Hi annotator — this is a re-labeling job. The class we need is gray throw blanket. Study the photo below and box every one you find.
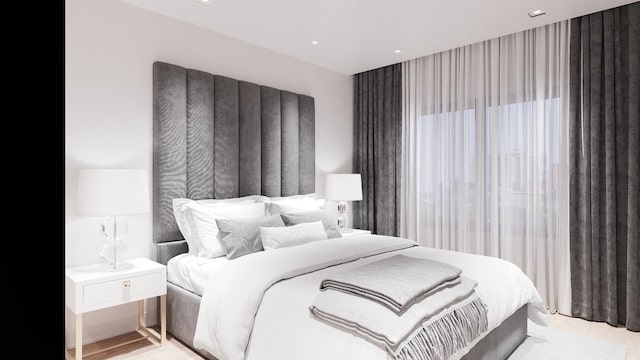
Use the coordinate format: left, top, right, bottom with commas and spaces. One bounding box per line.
310, 256, 488, 360
320, 255, 463, 315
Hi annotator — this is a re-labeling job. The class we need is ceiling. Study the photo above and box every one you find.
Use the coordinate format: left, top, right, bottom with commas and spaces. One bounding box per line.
120, 0, 635, 75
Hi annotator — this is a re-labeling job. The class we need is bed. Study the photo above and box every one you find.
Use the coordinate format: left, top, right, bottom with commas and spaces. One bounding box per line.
152, 61, 548, 360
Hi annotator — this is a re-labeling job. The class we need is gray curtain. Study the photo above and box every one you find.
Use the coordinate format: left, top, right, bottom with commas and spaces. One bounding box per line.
569, 2, 640, 331
352, 64, 402, 236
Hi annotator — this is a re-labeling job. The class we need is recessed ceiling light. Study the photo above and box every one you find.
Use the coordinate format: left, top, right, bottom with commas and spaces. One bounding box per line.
393, 50, 402, 54
528, 9, 546, 17
310, 40, 319, 46
196, 0, 213, 5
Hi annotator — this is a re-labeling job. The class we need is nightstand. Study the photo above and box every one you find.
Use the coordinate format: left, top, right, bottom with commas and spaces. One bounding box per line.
341, 229, 372, 237
65, 258, 167, 359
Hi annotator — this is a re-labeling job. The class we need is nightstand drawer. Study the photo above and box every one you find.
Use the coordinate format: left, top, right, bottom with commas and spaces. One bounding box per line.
83, 272, 163, 307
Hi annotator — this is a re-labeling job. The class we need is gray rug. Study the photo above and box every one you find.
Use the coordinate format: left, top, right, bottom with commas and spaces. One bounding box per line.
508, 321, 628, 360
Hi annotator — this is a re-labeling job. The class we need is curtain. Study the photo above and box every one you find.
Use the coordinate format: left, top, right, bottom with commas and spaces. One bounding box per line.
401, 22, 572, 313
569, 3, 639, 331
353, 64, 402, 236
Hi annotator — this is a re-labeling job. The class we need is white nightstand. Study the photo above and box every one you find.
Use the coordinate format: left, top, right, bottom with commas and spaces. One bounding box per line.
65, 258, 167, 359
341, 229, 372, 237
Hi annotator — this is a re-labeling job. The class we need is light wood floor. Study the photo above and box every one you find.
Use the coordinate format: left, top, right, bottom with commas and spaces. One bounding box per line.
546, 313, 639, 360
67, 313, 640, 360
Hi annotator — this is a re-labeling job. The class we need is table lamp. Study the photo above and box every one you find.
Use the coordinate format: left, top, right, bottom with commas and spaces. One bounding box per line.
77, 169, 150, 269
325, 174, 363, 233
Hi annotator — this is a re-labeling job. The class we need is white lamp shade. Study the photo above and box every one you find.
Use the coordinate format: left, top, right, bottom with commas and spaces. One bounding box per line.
77, 169, 150, 216
325, 174, 363, 201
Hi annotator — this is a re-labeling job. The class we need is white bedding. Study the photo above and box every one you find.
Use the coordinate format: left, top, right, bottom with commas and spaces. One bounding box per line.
166, 254, 229, 295
191, 235, 548, 360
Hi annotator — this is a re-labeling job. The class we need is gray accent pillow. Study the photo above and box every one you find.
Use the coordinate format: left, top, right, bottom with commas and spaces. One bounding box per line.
216, 215, 285, 260
280, 210, 343, 239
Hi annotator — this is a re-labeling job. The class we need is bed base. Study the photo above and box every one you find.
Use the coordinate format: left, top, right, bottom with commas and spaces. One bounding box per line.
461, 304, 527, 359
166, 282, 215, 359
165, 280, 527, 360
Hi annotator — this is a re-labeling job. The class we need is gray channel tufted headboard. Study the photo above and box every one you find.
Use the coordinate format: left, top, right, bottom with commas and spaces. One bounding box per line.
153, 62, 315, 261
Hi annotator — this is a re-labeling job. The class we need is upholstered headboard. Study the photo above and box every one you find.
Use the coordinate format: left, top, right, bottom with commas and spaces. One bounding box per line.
153, 62, 315, 262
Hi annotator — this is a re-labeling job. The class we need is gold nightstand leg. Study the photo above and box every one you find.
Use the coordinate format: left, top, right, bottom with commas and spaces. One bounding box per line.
160, 295, 166, 344
75, 312, 82, 359
134, 296, 165, 346
138, 300, 145, 329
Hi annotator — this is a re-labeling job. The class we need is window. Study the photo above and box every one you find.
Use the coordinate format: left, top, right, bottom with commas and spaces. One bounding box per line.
419, 98, 562, 255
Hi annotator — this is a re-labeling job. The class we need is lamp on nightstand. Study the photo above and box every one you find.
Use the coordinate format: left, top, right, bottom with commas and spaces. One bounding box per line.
325, 174, 363, 233
77, 169, 149, 269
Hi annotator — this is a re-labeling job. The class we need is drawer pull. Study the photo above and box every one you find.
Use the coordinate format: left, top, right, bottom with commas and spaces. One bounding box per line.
123, 280, 131, 288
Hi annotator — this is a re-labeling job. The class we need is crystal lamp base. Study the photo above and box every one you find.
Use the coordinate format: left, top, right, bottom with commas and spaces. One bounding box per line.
100, 216, 129, 269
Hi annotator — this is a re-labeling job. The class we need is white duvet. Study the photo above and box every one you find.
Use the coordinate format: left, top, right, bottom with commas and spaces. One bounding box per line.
193, 235, 548, 360
167, 254, 229, 295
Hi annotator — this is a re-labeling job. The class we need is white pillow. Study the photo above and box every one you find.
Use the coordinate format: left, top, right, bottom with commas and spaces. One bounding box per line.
260, 221, 328, 250
172, 196, 264, 254
184, 201, 266, 258
268, 198, 326, 215
266, 193, 317, 202
197, 195, 267, 205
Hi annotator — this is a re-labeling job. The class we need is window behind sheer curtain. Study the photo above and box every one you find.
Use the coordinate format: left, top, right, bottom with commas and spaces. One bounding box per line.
402, 21, 571, 313
420, 99, 561, 256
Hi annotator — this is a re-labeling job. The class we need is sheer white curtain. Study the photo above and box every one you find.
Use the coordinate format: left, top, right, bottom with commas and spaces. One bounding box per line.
401, 21, 571, 314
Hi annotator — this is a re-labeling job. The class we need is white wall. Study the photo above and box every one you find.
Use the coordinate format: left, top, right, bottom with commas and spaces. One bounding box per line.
65, 0, 352, 347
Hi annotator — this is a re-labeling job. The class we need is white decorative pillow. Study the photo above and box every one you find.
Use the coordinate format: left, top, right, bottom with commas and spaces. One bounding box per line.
260, 221, 328, 250
268, 198, 326, 215
172, 196, 264, 255
184, 201, 266, 258
280, 209, 343, 239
